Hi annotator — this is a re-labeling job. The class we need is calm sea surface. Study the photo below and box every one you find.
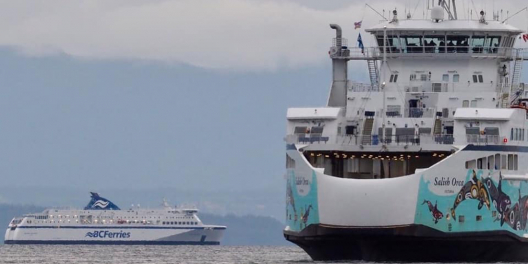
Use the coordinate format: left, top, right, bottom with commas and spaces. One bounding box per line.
0, 245, 316, 264
0, 245, 515, 264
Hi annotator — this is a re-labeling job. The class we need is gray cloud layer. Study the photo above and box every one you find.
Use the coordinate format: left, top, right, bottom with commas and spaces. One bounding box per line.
0, 0, 526, 70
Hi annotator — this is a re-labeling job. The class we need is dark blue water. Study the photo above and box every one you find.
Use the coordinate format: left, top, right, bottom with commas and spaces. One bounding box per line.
0, 245, 313, 263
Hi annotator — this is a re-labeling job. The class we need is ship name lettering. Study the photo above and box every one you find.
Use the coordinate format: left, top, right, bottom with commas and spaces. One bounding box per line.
452, 178, 464, 186
434, 177, 450, 186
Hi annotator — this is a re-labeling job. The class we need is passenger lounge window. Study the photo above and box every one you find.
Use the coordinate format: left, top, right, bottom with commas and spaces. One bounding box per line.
472, 75, 478, 83
294, 126, 307, 135
453, 74, 460, 82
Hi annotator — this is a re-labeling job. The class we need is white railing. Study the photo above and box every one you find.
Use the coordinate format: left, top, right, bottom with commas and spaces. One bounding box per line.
466, 135, 501, 145
340, 47, 528, 60
348, 81, 497, 93
286, 134, 455, 146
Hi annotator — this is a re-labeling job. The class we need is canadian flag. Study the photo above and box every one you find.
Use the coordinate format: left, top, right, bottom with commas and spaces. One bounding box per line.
523, 34, 528, 42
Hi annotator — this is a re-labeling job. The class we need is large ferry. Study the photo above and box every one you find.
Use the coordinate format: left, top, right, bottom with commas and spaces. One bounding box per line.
283, 2, 528, 262
4, 192, 226, 245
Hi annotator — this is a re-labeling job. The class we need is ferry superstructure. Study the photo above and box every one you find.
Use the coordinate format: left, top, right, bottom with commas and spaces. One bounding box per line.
5, 192, 226, 245
283, 3, 528, 262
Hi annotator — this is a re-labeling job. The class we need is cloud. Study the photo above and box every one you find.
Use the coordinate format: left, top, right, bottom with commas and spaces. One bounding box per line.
0, 0, 525, 71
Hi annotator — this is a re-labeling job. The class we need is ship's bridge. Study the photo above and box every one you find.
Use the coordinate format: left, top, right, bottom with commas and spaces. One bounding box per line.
335, 17, 527, 61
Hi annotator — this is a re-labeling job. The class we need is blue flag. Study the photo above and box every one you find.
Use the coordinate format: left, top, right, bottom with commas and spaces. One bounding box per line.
357, 33, 364, 53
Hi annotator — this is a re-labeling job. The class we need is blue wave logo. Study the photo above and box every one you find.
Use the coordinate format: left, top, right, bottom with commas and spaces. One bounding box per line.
93, 200, 110, 208
85, 230, 131, 239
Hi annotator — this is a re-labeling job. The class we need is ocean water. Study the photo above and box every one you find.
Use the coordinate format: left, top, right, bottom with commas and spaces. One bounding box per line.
0, 245, 516, 263
0, 245, 314, 264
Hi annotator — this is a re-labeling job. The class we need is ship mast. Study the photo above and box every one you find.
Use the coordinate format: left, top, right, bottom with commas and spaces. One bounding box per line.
438, 0, 457, 20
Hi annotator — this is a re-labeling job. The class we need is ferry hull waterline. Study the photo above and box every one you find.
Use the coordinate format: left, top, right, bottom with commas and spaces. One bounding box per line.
283, 3, 528, 262
5, 193, 225, 245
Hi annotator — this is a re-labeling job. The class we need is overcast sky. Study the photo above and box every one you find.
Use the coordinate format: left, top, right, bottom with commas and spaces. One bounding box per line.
0, 0, 527, 217
0, 0, 525, 71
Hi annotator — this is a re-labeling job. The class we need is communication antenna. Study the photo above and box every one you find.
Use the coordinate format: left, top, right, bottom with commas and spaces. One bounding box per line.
366, 4, 388, 21
501, 7, 528, 24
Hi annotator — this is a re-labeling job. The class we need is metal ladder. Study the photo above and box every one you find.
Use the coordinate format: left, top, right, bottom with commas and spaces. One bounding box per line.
509, 50, 524, 105
361, 118, 374, 145
512, 50, 524, 87
433, 119, 442, 135
367, 60, 379, 89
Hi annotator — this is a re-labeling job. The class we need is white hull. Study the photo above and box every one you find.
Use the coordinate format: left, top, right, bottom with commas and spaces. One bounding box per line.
5, 225, 224, 245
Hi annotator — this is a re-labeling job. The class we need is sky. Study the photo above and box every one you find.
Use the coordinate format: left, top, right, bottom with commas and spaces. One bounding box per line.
0, 0, 527, 219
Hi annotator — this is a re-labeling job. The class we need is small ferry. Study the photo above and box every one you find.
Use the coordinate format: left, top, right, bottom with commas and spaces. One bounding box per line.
5, 192, 226, 245
283, 2, 528, 262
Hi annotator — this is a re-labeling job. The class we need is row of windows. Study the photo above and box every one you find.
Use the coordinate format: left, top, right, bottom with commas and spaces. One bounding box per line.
442, 74, 460, 82
162, 221, 198, 225
465, 154, 519, 171
389, 74, 399, 83
472, 74, 484, 83
41, 215, 192, 219
409, 73, 463, 83
511, 128, 525, 141
376, 35, 508, 54
462, 100, 478, 108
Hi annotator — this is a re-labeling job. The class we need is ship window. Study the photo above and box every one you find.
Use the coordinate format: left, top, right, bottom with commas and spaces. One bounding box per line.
472, 75, 478, 83
511, 128, 514, 140
459, 215, 465, 222
470, 100, 477, 107
487, 155, 494, 170
465, 160, 476, 169
424, 36, 445, 53
502, 155, 507, 169
311, 126, 324, 136
477, 157, 486, 169
286, 154, 296, 169
462, 100, 469, 107
495, 154, 501, 169
420, 74, 428, 81
442, 74, 449, 82
293, 126, 307, 135
446, 35, 469, 53
410, 74, 417, 81
394, 74, 398, 82
453, 74, 460, 82
403, 36, 423, 53
471, 36, 485, 53
486, 36, 501, 53
508, 154, 514, 170
478, 75, 484, 83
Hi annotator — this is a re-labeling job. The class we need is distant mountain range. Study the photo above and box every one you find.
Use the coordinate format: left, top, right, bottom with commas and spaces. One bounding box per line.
0, 204, 290, 246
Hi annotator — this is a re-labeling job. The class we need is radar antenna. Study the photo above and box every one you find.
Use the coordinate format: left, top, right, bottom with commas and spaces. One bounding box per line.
438, 0, 458, 20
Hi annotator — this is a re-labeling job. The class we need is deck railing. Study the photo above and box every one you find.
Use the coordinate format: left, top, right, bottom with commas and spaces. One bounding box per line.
335, 47, 528, 60
287, 133, 506, 146
286, 134, 455, 146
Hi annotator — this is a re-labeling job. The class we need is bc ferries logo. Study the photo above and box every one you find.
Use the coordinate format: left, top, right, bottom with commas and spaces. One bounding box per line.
92, 200, 110, 208
85, 230, 131, 239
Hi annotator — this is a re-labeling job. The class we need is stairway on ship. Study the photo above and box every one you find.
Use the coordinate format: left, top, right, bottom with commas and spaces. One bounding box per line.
362, 118, 374, 145
433, 119, 442, 135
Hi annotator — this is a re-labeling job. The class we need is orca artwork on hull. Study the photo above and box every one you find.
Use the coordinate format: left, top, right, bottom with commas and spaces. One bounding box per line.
283, 1, 528, 261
